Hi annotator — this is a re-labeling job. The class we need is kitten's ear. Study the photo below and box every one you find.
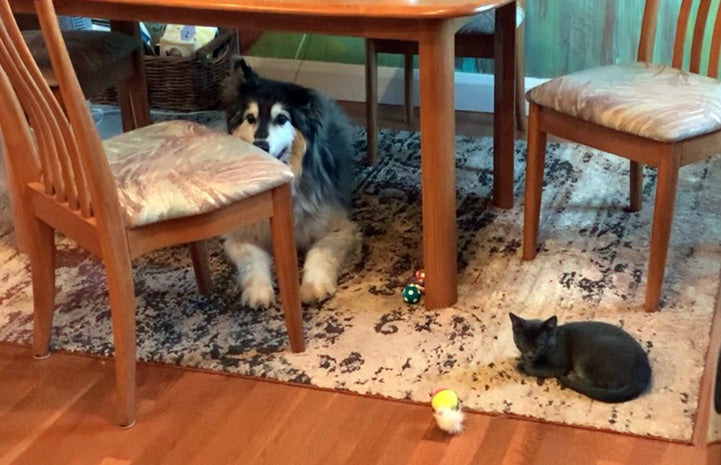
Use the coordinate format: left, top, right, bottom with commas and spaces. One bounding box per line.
509, 312, 523, 330
542, 315, 558, 330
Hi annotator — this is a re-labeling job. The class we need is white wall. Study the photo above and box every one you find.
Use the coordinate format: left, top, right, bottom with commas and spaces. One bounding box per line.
244, 56, 547, 114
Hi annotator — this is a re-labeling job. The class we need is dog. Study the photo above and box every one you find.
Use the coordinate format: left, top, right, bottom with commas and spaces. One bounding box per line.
221, 57, 360, 308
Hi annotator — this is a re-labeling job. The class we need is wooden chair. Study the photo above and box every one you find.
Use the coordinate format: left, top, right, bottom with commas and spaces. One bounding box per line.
364, 1, 526, 164
17, 13, 151, 132
0, 0, 304, 427
6, 17, 151, 253
523, 0, 721, 312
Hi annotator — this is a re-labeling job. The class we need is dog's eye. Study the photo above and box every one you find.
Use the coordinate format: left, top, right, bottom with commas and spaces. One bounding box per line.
244, 114, 257, 125
275, 114, 289, 125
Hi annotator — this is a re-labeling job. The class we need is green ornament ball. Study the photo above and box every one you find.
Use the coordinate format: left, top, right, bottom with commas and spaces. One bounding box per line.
402, 284, 422, 304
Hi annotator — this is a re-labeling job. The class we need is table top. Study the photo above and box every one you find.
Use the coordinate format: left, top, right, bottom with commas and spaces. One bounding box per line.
115, 0, 506, 17
13, 0, 513, 19
12, 0, 515, 39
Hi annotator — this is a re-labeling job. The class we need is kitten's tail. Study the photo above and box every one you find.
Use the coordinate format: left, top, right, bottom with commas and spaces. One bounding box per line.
559, 363, 652, 403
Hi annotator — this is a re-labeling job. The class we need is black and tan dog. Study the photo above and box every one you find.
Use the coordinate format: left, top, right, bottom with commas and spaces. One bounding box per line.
221, 57, 359, 308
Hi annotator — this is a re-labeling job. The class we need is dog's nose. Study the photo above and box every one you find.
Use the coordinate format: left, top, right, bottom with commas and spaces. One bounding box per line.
253, 140, 270, 153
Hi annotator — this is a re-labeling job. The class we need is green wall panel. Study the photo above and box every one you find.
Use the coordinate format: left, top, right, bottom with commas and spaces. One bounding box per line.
249, 32, 406, 68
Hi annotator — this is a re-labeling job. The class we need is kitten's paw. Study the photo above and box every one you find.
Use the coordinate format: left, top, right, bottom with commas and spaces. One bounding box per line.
241, 278, 276, 309
300, 277, 337, 304
516, 360, 530, 375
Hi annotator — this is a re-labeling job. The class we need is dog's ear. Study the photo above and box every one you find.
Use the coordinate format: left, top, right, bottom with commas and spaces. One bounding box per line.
305, 99, 324, 130
229, 55, 259, 83
284, 86, 323, 136
239, 58, 257, 81
230, 55, 244, 73
298, 88, 324, 130
223, 56, 258, 110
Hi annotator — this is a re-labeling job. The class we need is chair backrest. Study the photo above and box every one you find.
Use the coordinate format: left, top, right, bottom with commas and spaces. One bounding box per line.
639, 0, 721, 77
0, 0, 126, 244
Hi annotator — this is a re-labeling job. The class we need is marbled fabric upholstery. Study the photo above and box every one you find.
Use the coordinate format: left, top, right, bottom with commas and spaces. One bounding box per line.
23, 29, 139, 97
103, 120, 294, 228
457, 6, 525, 34
527, 62, 721, 142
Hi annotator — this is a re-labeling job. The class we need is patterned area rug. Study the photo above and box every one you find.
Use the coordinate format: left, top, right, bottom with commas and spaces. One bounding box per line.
0, 127, 720, 443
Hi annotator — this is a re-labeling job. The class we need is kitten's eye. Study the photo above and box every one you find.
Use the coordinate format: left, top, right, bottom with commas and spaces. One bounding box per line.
245, 114, 257, 124
275, 114, 289, 125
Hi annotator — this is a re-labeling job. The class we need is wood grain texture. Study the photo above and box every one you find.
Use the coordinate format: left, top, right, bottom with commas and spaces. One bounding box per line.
10, 0, 514, 40
418, 19, 458, 309
1, 342, 718, 465
14, 0, 514, 18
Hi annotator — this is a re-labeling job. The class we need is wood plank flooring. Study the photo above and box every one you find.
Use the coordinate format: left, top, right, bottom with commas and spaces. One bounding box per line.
1, 103, 719, 465
1, 342, 718, 465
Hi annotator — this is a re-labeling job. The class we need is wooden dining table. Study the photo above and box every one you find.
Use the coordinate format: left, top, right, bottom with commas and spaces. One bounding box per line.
11, 0, 517, 310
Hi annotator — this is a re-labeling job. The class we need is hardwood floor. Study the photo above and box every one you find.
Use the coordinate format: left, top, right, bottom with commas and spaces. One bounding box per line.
1, 103, 719, 465
1, 341, 719, 465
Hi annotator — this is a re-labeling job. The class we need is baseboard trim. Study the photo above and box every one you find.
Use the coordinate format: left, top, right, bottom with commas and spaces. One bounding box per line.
243, 56, 547, 114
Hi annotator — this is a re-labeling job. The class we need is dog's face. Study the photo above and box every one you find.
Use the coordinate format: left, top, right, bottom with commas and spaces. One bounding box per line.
223, 58, 315, 177
230, 101, 295, 162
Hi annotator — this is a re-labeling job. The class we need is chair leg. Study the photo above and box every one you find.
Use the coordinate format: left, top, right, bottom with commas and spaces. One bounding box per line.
125, 45, 151, 129
515, 20, 527, 132
403, 51, 414, 124
30, 219, 56, 359
644, 154, 679, 312
629, 160, 643, 212
1, 149, 34, 253
103, 251, 137, 427
270, 183, 305, 353
188, 241, 212, 295
111, 20, 151, 131
116, 81, 135, 132
522, 103, 547, 261
365, 38, 379, 165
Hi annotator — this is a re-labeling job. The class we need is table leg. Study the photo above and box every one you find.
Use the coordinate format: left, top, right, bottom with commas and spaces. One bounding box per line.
493, 1, 517, 209
418, 24, 458, 310
364, 38, 379, 165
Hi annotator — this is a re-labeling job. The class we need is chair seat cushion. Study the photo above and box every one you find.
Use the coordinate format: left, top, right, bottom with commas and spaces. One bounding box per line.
527, 62, 721, 142
23, 29, 139, 97
458, 6, 525, 34
103, 120, 294, 228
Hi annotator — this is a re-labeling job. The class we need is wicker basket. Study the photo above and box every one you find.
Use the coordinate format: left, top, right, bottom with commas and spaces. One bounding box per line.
92, 29, 236, 112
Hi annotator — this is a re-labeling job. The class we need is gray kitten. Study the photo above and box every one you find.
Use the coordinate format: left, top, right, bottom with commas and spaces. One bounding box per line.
509, 313, 652, 403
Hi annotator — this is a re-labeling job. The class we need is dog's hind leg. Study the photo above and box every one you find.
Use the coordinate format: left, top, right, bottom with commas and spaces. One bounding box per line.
301, 216, 360, 304
224, 238, 276, 309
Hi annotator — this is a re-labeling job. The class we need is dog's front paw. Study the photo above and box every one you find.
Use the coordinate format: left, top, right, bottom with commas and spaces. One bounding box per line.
241, 278, 276, 309
300, 278, 337, 304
